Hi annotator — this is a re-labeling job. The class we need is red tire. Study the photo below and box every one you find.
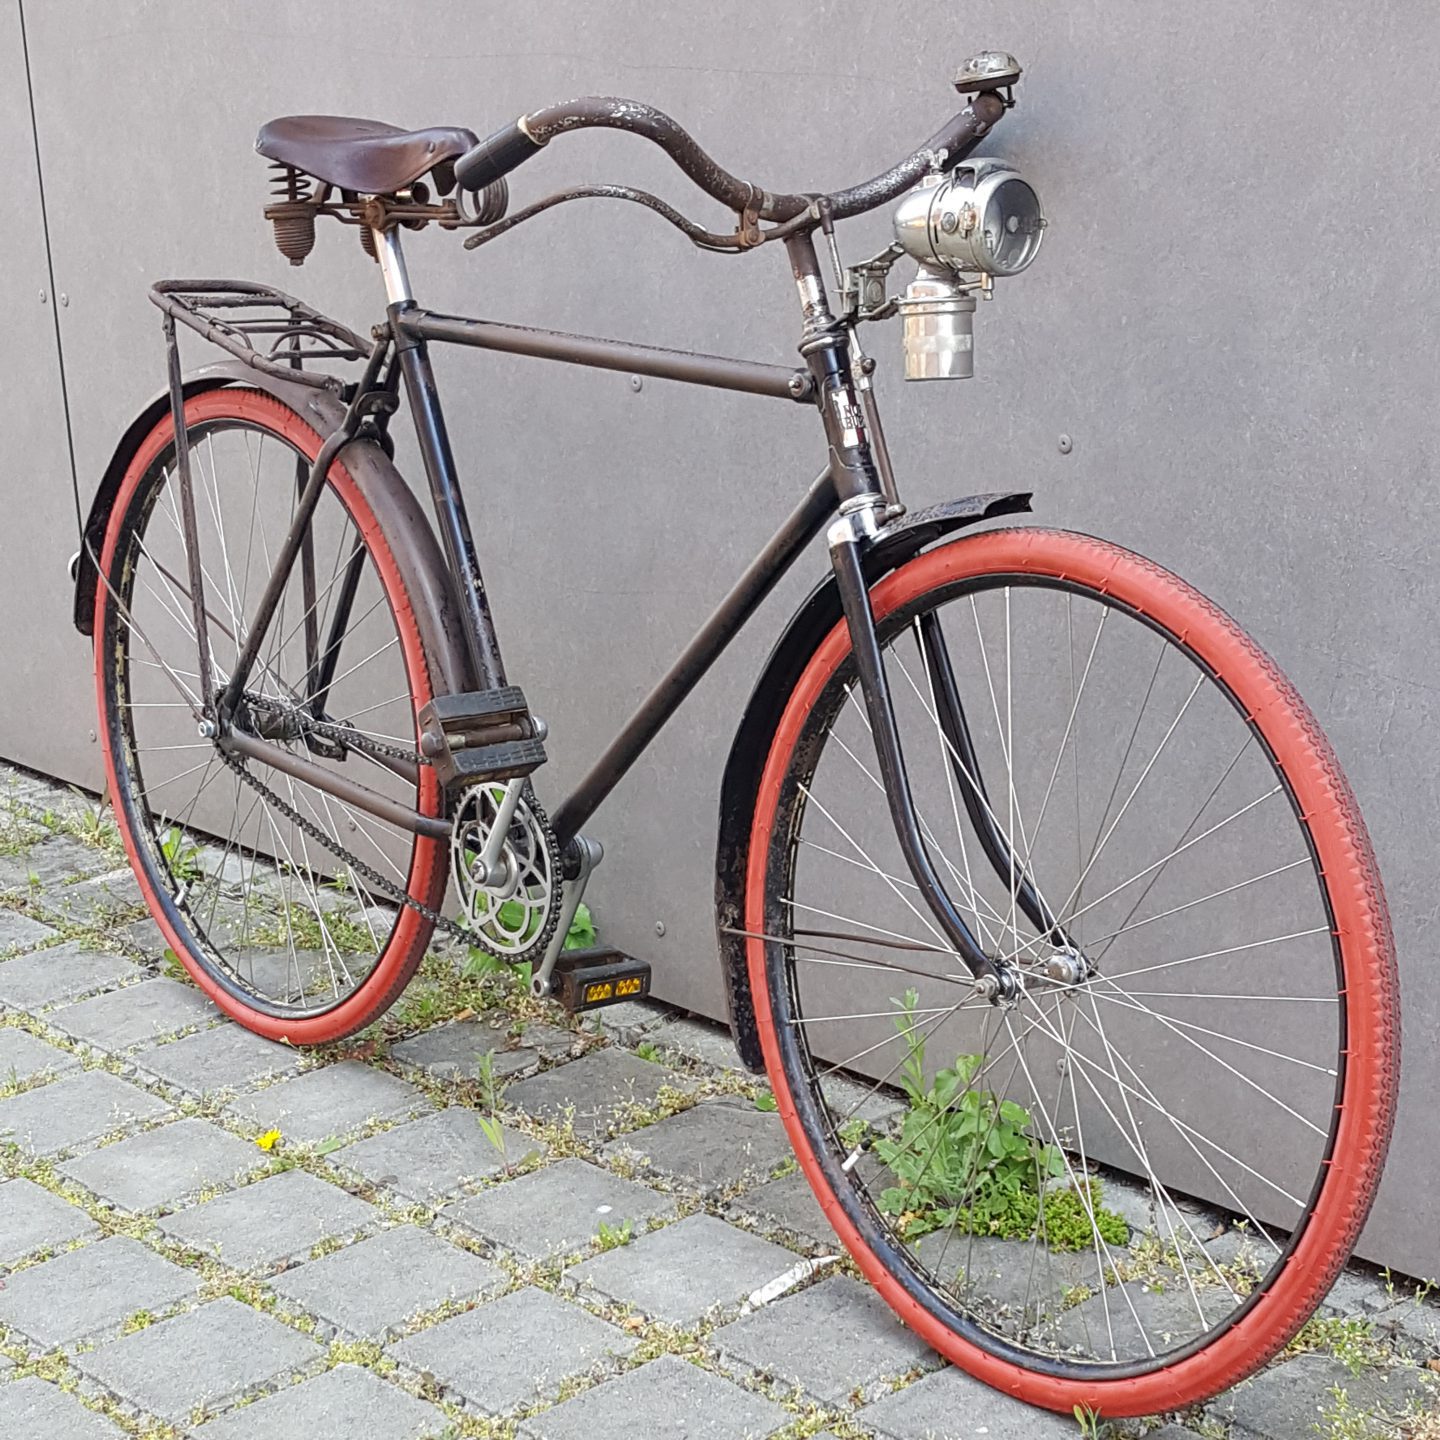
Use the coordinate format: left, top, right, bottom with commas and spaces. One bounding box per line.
744, 528, 1398, 1416
95, 388, 447, 1044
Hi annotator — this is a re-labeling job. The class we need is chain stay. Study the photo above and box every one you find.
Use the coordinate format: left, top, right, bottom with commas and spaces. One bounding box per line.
215, 707, 562, 963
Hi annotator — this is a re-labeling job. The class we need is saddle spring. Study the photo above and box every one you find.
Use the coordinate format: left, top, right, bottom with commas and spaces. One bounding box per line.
266, 162, 316, 267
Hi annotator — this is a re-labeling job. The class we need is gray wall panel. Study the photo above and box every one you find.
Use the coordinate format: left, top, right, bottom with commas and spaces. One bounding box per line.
4, 0, 1435, 1272
0, 0, 98, 784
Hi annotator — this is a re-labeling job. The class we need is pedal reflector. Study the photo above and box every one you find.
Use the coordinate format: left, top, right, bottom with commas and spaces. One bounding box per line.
552, 948, 652, 1013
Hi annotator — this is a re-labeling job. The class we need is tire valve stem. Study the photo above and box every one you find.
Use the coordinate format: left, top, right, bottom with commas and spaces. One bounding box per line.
841, 1136, 874, 1174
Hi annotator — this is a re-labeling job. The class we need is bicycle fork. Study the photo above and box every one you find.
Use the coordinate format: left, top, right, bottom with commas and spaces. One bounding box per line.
789, 230, 1070, 1000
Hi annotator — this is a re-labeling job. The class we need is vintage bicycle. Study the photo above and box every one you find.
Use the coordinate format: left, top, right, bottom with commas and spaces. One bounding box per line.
72, 52, 1398, 1416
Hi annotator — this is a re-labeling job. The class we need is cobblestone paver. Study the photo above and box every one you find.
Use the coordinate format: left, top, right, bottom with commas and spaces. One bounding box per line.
0, 1069, 171, 1157
519, 1354, 789, 1440
270, 1225, 505, 1340
391, 1285, 636, 1414
0, 942, 141, 1010
567, 1212, 799, 1326
442, 1156, 678, 1259
333, 1104, 545, 1204
191, 1364, 447, 1439
0, 910, 58, 954
859, 1365, 1078, 1438
604, 1096, 792, 1192
225, 1061, 431, 1142
0, 1176, 100, 1264
715, 1274, 937, 1403
60, 1117, 262, 1213
74, 1297, 323, 1423
2, 760, 1436, 1438
502, 1045, 687, 1136
136, 1023, 301, 1098
160, 1169, 378, 1270
0, 1235, 199, 1348
49, 977, 218, 1052
7, 1375, 128, 1439
0, 1025, 80, 1082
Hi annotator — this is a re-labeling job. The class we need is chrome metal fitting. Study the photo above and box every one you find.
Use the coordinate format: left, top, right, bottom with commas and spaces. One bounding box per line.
894, 160, 1045, 279
826, 495, 886, 548
897, 265, 977, 381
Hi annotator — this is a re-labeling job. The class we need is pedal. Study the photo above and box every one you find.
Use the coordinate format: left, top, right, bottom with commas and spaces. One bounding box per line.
443, 737, 548, 787
417, 687, 548, 791
550, 947, 652, 1014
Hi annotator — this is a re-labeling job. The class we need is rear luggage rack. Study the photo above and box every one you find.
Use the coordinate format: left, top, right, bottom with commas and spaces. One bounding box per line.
150, 279, 368, 393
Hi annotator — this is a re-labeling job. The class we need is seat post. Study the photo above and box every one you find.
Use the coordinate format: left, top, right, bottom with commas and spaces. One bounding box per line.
373, 227, 413, 305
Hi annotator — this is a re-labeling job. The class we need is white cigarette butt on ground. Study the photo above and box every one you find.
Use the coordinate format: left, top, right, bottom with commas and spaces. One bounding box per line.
741, 1255, 839, 1314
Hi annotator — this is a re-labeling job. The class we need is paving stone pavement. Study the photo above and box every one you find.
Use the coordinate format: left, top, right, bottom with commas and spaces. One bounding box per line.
160, 1168, 379, 1270
442, 1155, 678, 1259
7, 1375, 129, 1439
190, 1364, 448, 1438
603, 1095, 794, 1192
0, 1025, 81, 1082
60, 1117, 263, 1213
859, 1365, 1079, 1438
567, 1212, 800, 1326
392, 1285, 637, 1414
716, 1273, 938, 1404
333, 1103, 546, 1204
1211, 1350, 1434, 1438
135, 1022, 301, 1098
0, 1176, 100, 1264
73, 1297, 324, 1423
0, 1235, 200, 1349
270, 1222, 506, 1341
3, 759, 1438, 1439
0, 1068, 171, 1157
224, 1060, 432, 1142
49, 977, 220, 1053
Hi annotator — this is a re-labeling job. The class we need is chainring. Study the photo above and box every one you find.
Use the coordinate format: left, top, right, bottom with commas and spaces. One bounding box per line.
450, 781, 562, 963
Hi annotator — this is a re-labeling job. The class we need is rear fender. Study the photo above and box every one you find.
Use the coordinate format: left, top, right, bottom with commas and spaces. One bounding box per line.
714, 491, 1032, 1072
74, 361, 475, 698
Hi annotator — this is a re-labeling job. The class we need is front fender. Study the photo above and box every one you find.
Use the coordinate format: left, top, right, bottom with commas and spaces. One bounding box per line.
713, 490, 1032, 1072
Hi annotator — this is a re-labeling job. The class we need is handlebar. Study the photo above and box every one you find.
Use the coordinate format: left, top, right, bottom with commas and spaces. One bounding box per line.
454, 90, 1009, 226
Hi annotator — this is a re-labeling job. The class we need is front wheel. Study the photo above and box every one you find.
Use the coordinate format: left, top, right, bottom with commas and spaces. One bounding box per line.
743, 527, 1397, 1416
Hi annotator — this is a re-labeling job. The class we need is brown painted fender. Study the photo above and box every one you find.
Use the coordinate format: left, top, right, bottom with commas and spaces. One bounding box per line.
713, 491, 1033, 1073
73, 361, 476, 701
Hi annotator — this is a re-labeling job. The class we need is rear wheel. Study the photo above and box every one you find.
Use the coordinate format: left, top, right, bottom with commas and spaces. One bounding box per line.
95, 388, 448, 1043
744, 527, 1398, 1415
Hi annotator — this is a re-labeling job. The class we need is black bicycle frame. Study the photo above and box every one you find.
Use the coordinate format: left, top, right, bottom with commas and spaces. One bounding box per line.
196, 221, 1047, 993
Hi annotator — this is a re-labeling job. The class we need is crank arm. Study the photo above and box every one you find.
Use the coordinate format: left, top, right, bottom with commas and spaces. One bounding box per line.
531, 835, 602, 997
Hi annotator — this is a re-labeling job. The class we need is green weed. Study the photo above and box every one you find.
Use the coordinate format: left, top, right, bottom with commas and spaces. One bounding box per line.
876, 989, 1126, 1252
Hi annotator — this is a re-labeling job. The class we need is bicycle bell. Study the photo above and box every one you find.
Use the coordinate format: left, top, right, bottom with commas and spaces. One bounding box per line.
892, 158, 1046, 380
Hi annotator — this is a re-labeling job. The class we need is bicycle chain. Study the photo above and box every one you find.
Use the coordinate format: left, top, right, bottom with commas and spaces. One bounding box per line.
213, 701, 562, 964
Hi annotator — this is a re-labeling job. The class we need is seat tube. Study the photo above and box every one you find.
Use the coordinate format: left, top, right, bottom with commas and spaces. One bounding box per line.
375, 228, 507, 690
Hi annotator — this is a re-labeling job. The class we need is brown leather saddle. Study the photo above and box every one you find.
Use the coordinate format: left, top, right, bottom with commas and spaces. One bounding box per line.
255, 116, 478, 194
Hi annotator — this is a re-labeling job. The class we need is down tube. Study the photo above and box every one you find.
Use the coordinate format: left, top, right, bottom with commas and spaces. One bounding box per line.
551, 469, 836, 846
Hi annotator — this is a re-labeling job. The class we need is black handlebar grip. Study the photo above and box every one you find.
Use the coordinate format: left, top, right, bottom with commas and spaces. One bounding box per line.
454, 121, 544, 192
